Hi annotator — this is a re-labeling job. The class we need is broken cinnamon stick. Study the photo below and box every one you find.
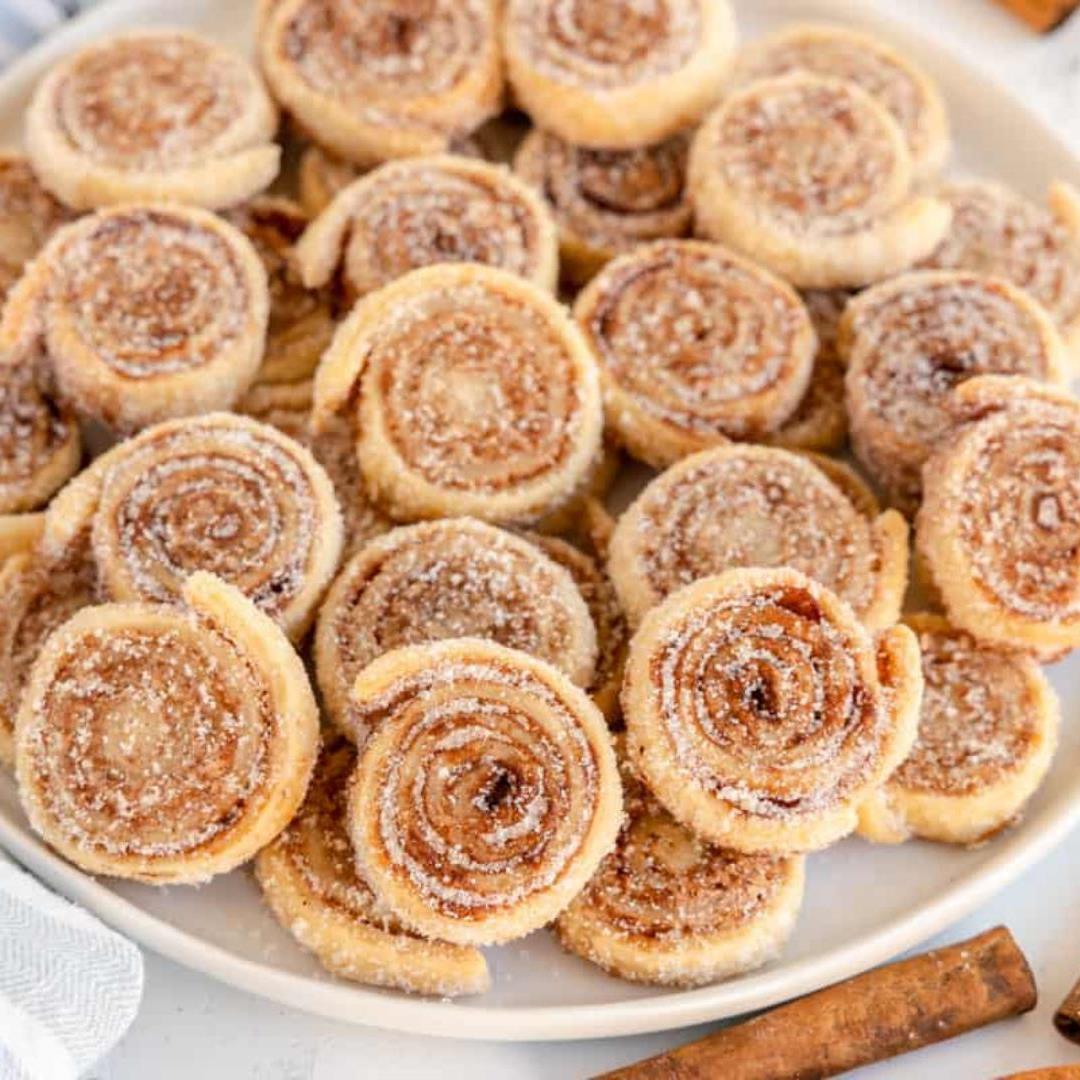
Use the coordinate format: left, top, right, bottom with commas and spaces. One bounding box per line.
1054, 974, 1080, 1043
994, 0, 1080, 31
597, 927, 1036, 1080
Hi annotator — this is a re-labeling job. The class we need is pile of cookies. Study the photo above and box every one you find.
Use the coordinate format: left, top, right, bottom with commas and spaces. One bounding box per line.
0, 1, 1076, 997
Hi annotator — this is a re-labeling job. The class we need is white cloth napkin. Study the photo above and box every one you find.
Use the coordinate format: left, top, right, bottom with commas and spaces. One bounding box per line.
0, 851, 143, 1080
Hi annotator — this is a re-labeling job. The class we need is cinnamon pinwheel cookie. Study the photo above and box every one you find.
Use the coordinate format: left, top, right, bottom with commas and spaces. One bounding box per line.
312, 263, 604, 527
859, 614, 1059, 846
26, 30, 279, 210
608, 444, 908, 631
920, 179, 1080, 370
556, 748, 805, 985
258, 0, 503, 167
727, 24, 950, 181
1, 204, 269, 434
513, 130, 694, 284
916, 376, 1080, 657
256, 739, 490, 996
347, 639, 622, 945
622, 568, 923, 854
314, 518, 598, 744
295, 156, 558, 301
16, 572, 319, 884
841, 271, 1068, 513
55, 413, 344, 642
225, 197, 336, 385
0, 153, 70, 309
574, 240, 816, 466
238, 381, 391, 557
503, 0, 737, 149
688, 75, 951, 288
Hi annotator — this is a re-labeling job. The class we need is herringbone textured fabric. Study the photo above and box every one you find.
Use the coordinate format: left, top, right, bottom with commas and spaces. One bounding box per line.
0, 853, 142, 1080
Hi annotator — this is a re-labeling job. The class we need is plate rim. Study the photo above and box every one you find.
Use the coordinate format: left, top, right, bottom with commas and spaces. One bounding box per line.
1, 0, 1079, 1043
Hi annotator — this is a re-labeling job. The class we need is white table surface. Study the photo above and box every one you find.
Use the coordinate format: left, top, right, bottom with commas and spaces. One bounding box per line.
88, 1, 1080, 1076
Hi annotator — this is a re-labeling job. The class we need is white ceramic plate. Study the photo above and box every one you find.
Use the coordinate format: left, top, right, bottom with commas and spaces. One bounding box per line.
1, 0, 1079, 1044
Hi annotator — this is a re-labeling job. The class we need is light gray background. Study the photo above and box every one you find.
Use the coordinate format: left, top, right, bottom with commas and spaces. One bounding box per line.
95, 1, 1080, 1075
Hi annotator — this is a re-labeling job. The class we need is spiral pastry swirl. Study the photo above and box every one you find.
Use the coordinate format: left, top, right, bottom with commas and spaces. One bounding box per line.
608, 445, 909, 631
295, 156, 559, 301
727, 24, 950, 181
919, 180, 1080, 370
347, 639, 621, 945
0, 355, 80, 515
255, 739, 490, 996
556, 751, 805, 985
26, 30, 279, 210
688, 75, 950, 288
225, 197, 336, 384
16, 573, 319, 883
503, 0, 736, 148
1, 204, 269, 434
312, 263, 604, 527
916, 376, 1080, 657
239, 381, 391, 558
0, 514, 96, 767
575, 240, 816, 466
71, 413, 343, 641
314, 518, 598, 744
0, 153, 70, 309
513, 130, 693, 284
623, 568, 923, 854
859, 614, 1060, 846
258, 0, 502, 167
841, 271, 1068, 513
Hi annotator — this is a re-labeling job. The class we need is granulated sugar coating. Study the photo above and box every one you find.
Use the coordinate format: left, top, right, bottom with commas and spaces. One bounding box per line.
918, 384, 1080, 637
54, 34, 250, 170
347, 642, 620, 946
313, 265, 602, 527
728, 25, 949, 178
508, 0, 701, 89
609, 445, 900, 626
713, 78, 902, 236
514, 130, 693, 263
316, 518, 598, 744
843, 272, 1066, 512
283, 0, 488, 100
20, 618, 274, 861
921, 180, 1080, 338
621, 570, 920, 855
577, 240, 815, 458
896, 624, 1043, 795
555, 752, 804, 986
55, 210, 249, 378
300, 158, 554, 302
91, 416, 341, 631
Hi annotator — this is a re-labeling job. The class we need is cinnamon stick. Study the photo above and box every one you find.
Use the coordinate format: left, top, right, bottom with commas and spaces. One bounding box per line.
993, 0, 1080, 31
999, 1069, 1080, 1079
1054, 974, 1080, 1043
597, 927, 1036, 1080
